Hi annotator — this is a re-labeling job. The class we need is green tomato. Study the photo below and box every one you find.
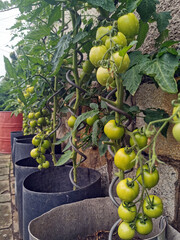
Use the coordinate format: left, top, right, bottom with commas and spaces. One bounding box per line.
32, 136, 41, 147
42, 140, 51, 149
30, 148, 40, 159
40, 146, 46, 154
118, 202, 137, 222
104, 119, 124, 140
67, 115, 76, 128
116, 178, 139, 202
82, 60, 94, 74
172, 123, 180, 142
96, 67, 114, 86
130, 130, 148, 149
114, 148, 136, 171
35, 111, 41, 119
42, 161, 50, 169
136, 165, 159, 189
143, 195, 163, 218
96, 26, 112, 44
89, 45, 108, 68
36, 155, 46, 164
172, 105, 180, 121
105, 32, 127, 49
135, 213, 153, 235
42, 108, 49, 117
110, 52, 130, 73
26, 86, 34, 93
28, 112, 35, 119
37, 117, 45, 125
29, 120, 37, 128
86, 114, 98, 126
117, 13, 139, 38
118, 222, 135, 240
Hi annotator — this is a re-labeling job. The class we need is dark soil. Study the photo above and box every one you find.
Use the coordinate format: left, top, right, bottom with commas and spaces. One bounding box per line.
77, 230, 142, 240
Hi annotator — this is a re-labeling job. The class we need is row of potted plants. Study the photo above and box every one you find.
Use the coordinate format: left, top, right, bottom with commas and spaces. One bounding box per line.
1, 0, 180, 239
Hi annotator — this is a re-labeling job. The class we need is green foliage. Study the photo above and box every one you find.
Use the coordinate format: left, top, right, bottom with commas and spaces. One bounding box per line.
55, 150, 72, 166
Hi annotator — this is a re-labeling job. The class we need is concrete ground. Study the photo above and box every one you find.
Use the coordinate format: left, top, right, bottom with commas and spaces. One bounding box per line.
0, 153, 20, 240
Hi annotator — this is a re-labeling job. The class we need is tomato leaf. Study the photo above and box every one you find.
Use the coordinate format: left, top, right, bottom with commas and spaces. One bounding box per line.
126, 0, 143, 12
139, 53, 179, 93
54, 132, 71, 145
136, 20, 149, 49
26, 25, 51, 40
73, 32, 88, 44
137, 0, 157, 22
48, 6, 61, 26
4, 56, 17, 80
122, 65, 142, 96
86, 0, 115, 12
153, 11, 171, 33
55, 150, 72, 166
73, 109, 99, 132
92, 120, 100, 146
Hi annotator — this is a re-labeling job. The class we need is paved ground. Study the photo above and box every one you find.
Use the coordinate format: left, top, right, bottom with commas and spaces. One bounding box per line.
0, 153, 20, 240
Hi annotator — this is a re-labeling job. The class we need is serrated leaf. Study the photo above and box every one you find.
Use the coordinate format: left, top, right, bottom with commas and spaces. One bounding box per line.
4, 57, 17, 80
126, 0, 143, 12
122, 65, 142, 95
73, 109, 99, 131
48, 6, 61, 26
160, 40, 179, 49
153, 11, 171, 33
136, 20, 149, 49
155, 29, 169, 47
137, 0, 157, 22
73, 32, 88, 44
86, 0, 116, 12
52, 33, 72, 74
140, 53, 178, 93
54, 132, 71, 145
90, 103, 98, 110
26, 25, 51, 40
55, 150, 72, 166
92, 120, 99, 146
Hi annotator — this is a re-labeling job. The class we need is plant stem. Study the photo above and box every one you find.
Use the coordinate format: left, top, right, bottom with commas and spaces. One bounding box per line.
115, 76, 123, 125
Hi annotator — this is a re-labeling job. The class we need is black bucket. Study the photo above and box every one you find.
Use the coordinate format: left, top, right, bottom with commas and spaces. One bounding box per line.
23, 166, 101, 240
10, 131, 23, 152
15, 154, 61, 239
12, 134, 35, 175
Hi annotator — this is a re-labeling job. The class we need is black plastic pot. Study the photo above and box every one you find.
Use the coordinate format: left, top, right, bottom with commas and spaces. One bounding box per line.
28, 197, 179, 240
13, 138, 35, 176
10, 131, 23, 152
15, 155, 61, 239
23, 166, 101, 240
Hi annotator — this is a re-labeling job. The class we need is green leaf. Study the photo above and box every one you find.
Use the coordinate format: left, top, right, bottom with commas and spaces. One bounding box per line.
160, 40, 180, 49
155, 29, 169, 47
92, 120, 99, 146
153, 11, 171, 33
48, 6, 61, 26
119, 41, 137, 57
136, 20, 149, 49
137, 0, 157, 22
55, 150, 72, 166
73, 109, 99, 132
90, 103, 98, 110
4, 57, 17, 80
140, 53, 179, 93
86, 0, 116, 12
26, 25, 51, 40
54, 132, 71, 145
73, 32, 88, 44
52, 33, 72, 74
126, 0, 143, 12
122, 65, 142, 95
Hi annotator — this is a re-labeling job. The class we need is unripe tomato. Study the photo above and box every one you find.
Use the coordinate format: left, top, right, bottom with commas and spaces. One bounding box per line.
96, 26, 112, 44
143, 195, 163, 218
96, 67, 114, 86
30, 148, 40, 158
136, 165, 159, 189
82, 60, 94, 74
24, 92, 30, 99
86, 114, 98, 126
118, 202, 137, 222
172, 105, 180, 121
104, 120, 124, 140
42, 108, 49, 117
129, 130, 147, 149
42, 161, 50, 169
68, 115, 76, 128
32, 136, 41, 147
172, 123, 180, 142
37, 117, 45, 125
28, 112, 35, 119
117, 13, 139, 38
36, 155, 46, 164
30, 120, 37, 128
35, 111, 41, 119
40, 146, 46, 154
42, 140, 51, 149
38, 164, 43, 170
135, 214, 153, 235
26, 86, 34, 93
89, 45, 108, 68
105, 32, 127, 49
114, 148, 136, 171
118, 222, 135, 240
116, 178, 139, 202
17, 98, 21, 103
110, 52, 130, 73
